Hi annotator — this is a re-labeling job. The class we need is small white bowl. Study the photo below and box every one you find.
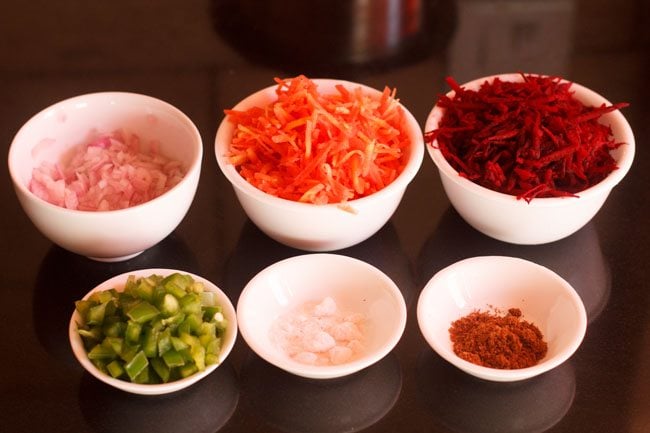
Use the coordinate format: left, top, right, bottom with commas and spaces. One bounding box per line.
69, 268, 237, 395
417, 256, 587, 382
425, 73, 635, 244
237, 254, 407, 379
215, 79, 424, 251
8, 92, 202, 261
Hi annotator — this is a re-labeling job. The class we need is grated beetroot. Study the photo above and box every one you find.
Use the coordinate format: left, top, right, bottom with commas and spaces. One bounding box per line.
29, 130, 185, 211
425, 74, 629, 202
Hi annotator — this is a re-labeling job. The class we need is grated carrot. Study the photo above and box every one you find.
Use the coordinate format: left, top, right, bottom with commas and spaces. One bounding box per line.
224, 75, 411, 204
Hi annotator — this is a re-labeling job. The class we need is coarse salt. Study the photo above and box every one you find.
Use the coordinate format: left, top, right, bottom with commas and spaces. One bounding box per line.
271, 296, 366, 366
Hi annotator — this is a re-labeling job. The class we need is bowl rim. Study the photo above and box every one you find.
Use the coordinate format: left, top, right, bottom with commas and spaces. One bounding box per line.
7, 91, 204, 216
214, 78, 424, 211
416, 255, 588, 382
68, 268, 238, 395
236, 253, 408, 379
424, 73, 635, 207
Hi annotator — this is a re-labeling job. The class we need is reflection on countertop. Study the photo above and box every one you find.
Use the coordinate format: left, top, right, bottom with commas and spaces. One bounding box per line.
79, 361, 239, 433
447, 0, 574, 82
223, 220, 415, 307
416, 347, 576, 433
417, 207, 611, 324
211, 0, 456, 76
240, 352, 402, 433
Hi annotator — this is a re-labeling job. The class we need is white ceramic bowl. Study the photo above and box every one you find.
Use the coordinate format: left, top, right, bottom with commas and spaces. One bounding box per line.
417, 256, 587, 382
8, 92, 202, 261
237, 254, 407, 379
425, 73, 635, 244
69, 268, 237, 395
215, 79, 424, 251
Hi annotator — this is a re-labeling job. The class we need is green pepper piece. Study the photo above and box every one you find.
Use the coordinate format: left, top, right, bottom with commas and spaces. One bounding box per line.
200, 291, 215, 307
151, 357, 171, 383
91, 358, 109, 374
135, 278, 155, 302
181, 313, 202, 335
87, 343, 116, 361
86, 302, 108, 326
106, 360, 125, 378
177, 318, 191, 335
151, 283, 165, 303
125, 350, 149, 381
117, 292, 139, 313
104, 299, 117, 318
78, 326, 103, 343
103, 318, 126, 338
170, 336, 189, 352
145, 275, 162, 286
164, 283, 186, 300
142, 327, 159, 358
191, 344, 206, 371
124, 275, 138, 294
179, 363, 198, 378
179, 348, 193, 363
126, 301, 160, 324
103, 336, 123, 355
161, 313, 185, 330
205, 354, 219, 366
132, 365, 153, 384
90, 289, 115, 304
179, 332, 201, 349
159, 293, 180, 317
199, 333, 212, 348
162, 349, 186, 368
210, 309, 227, 332
191, 281, 205, 294
202, 305, 221, 321
206, 337, 221, 355
119, 342, 141, 363
125, 321, 142, 344
75, 300, 95, 317
157, 328, 172, 356
149, 317, 164, 332
180, 293, 202, 315
162, 273, 191, 299
199, 321, 216, 337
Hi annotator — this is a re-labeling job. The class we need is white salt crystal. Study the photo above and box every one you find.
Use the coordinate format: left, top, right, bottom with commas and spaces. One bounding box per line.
271, 296, 367, 366
313, 296, 337, 317
302, 329, 336, 352
294, 351, 318, 364
329, 345, 353, 365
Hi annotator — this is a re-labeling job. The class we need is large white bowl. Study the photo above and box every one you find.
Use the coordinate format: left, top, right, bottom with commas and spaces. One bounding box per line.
8, 92, 202, 261
69, 268, 237, 395
215, 79, 424, 251
237, 254, 407, 379
417, 256, 587, 382
425, 73, 635, 244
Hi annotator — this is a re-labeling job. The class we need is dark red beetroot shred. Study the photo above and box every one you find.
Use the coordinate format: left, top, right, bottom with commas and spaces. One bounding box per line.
424, 74, 629, 202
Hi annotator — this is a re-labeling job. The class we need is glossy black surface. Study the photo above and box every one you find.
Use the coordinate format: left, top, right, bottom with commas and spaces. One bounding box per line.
1, 1, 649, 432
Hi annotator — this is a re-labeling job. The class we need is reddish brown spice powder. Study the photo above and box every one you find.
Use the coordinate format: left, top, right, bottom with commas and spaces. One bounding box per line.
449, 307, 548, 369
425, 74, 629, 202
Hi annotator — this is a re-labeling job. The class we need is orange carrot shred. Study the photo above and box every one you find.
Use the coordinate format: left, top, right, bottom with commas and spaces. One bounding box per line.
225, 75, 410, 204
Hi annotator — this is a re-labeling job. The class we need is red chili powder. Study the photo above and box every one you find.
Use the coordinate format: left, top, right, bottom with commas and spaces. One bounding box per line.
425, 74, 629, 202
449, 307, 548, 369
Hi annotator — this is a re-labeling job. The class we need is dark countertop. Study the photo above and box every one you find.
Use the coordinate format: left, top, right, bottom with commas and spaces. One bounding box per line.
1, 1, 649, 432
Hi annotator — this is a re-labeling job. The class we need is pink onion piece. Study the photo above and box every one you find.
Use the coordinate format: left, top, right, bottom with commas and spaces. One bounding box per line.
29, 130, 185, 211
